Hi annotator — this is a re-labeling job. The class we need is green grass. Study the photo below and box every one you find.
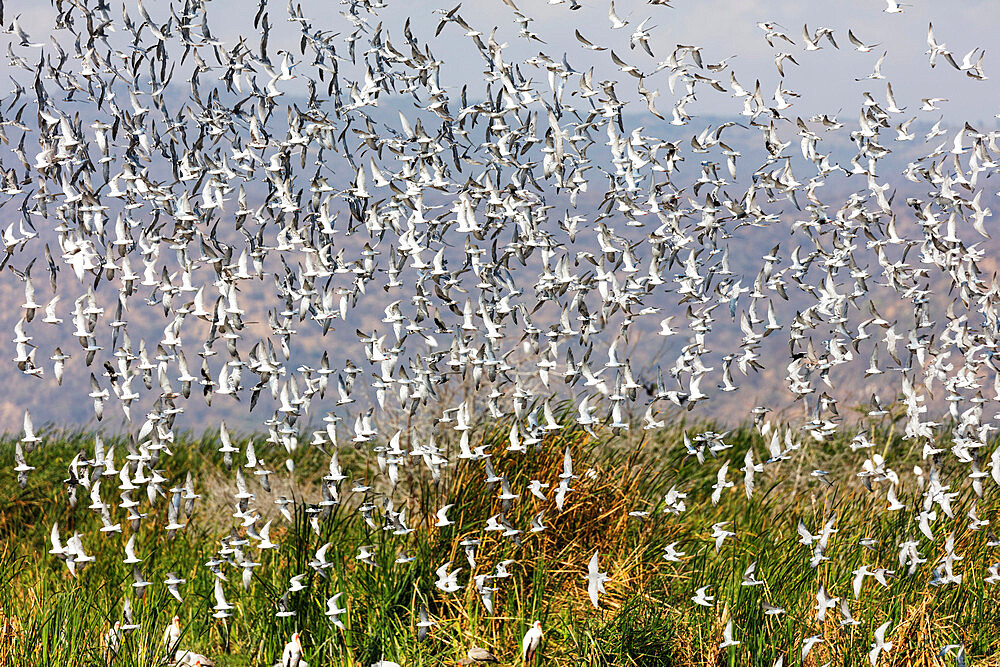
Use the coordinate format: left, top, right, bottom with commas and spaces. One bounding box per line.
1, 412, 999, 666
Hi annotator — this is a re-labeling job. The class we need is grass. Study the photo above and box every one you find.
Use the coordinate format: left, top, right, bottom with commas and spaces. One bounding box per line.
0, 408, 999, 666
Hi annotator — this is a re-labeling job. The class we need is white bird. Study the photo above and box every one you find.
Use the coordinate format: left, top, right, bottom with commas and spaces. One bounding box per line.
528, 480, 549, 500
435, 561, 461, 593
742, 449, 763, 498
276, 633, 307, 667
165, 573, 186, 602
325, 593, 347, 630
162, 615, 182, 658
840, 598, 861, 626
213, 579, 233, 618
663, 542, 686, 562
869, 621, 893, 665
123, 534, 141, 564
692, 585, 715, 607
608, 1, 628, 29
719, 619, 739, 648
587, 551, 608, 608
435, 503, 455, 527
741, 561, 764, 587
104, 622, 121, 660
522, 621, 543, 664
174, 650, 215, 666
815, 585, 838, 621
711, 461, 733, 505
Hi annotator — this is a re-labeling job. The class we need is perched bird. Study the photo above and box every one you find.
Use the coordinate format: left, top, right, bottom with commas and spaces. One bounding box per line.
276, 633, 307, 667
162, 616, 182, 659
522, 621, 543, 664
174, 650, 215, 667
458, 647, 501, 664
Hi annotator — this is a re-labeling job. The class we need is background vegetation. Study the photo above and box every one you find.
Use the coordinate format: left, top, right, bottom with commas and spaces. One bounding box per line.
0, 409, 996, 666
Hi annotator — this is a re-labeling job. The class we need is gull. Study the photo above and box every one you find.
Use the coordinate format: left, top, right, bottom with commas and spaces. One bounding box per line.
435, 561, 461, 593
357, 546, 378, 567
256, 521, 277, 550
662, 542, 686, 562
14, 441, 33, 488
939, 646, 967, 667
575, 30, 606, 51
741, 561, 764, 586
325, 592, 347, 630
474, 574, 496, 613
561, 446, 578, 480
885, 82, 905, 114
165, 572, 186, 602
417, 605, 435, 640
10, 16, 43, 47
630, 18, 655, 57
840, 598, 862, 625
757, 21, 795, 47
692, 585, 714, 607
869, 621, 893, 665
762, 601, 785, 616
436, 504, 455, 527
815, 585, 838, 621
848, 30, 879, 52
21, 410, 42, 452
774, 52, 799, 77
856, 51, 887, 80
213, 579, 233, 618
528, 480, 549, 500
49, 522, 64, 557
555, 479, 574, 511
711, 522, 735, 552
288, 573, 307, 592
741, 449, 763, 498
852, 565, 874, 599
926, 23, 957, 69
711, 461, 733, 505
883, 0, 906, 13
886, 484, 905, 511
802, 635, 824, 662
608, 1, 628, 29
587, 551, 608, 608
719, 619, 739, 648
104, 622, 121, 660
309, 543, 332, 573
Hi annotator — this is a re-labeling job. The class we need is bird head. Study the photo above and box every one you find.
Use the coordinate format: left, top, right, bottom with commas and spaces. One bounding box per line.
172, 615, 180, 628
534, 620, 543, 633
293, 632, 303, 651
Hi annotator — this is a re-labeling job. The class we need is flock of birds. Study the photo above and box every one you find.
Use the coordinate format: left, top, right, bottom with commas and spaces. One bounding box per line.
1, 0, 997, 663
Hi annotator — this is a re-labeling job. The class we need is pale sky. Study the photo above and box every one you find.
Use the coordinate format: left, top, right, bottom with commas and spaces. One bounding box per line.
9, 0, 999, 124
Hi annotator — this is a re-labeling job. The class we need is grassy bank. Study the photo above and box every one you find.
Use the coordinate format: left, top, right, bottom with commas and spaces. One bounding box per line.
0, 413, 997, 666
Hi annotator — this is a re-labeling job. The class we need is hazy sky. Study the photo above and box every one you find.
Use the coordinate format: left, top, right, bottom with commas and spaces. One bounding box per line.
0, 0, 996, 432
10, 0, 998, 124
